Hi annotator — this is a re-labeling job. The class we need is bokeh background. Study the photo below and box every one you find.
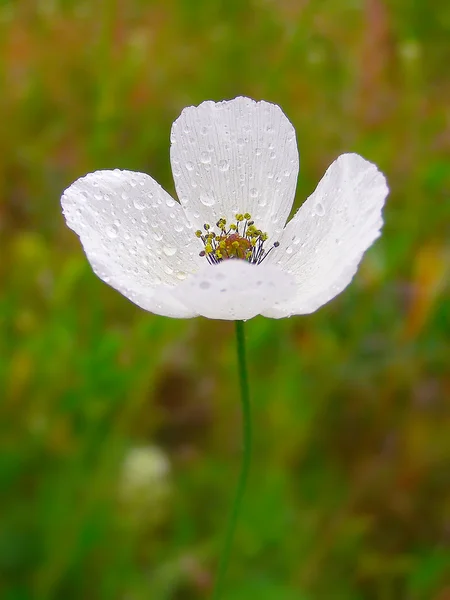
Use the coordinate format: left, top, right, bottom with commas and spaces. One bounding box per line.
1, 1, 450, 598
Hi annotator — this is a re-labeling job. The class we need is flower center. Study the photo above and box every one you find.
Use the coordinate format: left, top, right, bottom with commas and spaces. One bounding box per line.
195, 213, 279, 265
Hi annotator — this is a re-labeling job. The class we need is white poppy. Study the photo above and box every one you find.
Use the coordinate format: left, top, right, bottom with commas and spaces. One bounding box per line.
61, 97, 388, 321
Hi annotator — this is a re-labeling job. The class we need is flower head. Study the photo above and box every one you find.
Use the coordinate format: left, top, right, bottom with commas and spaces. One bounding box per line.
61, 97, 388, 320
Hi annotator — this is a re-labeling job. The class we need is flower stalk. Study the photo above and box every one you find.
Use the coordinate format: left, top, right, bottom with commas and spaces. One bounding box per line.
212, 320, 252, 600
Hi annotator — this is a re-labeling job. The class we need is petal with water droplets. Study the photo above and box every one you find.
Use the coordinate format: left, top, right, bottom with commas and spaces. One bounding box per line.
264, 153, 389, 316
173, 259, 296, 320
170, 97, 299, 238
61, 169, 201, 316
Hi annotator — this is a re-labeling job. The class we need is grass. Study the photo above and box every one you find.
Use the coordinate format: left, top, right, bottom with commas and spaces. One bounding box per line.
1, 0, 450, 598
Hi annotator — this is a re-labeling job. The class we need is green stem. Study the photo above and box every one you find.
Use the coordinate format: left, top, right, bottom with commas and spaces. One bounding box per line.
212, 320, 252, 599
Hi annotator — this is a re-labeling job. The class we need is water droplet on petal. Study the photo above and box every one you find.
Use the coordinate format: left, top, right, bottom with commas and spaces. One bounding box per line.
200, 193, 215, 207
249, 188, 258, 198
218, 159, 229, 172
176, 272, 187, 280
270, 151, 276, 160
106, 224, 119, 238
164, 265, 174, 275
286, 246, 293, 255
185, 161, 194, 171
314, 202, 325, 216
200, 152, 211, 164
163, 245, 177, 256
133, 198, 147, 210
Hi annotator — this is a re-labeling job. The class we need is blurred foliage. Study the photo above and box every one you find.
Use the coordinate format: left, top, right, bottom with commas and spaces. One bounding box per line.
1, 0, 450, 599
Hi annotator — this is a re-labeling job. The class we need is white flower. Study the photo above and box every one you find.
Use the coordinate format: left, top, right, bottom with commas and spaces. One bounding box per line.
61, 97, 388, 321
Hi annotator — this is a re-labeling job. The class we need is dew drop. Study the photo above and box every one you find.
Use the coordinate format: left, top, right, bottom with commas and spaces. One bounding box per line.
270, 151, 276, 160
200, 151, 211, 164
200, 192, 215, 207
218, 159, 229, 172
249, 188, 258, 198
133, 198, 147, 210
174, 223, 184, 232
258, 197, 267, 207
121, 192, 129, 201
176, 272, 187, 280
314, 202, 325, 216
164, 265, 174, 275
153, 232, 163, 241
163, 245, 177, 256
286, 246, 293, 255
106, 224, 119, 239
186, 162, 194, 171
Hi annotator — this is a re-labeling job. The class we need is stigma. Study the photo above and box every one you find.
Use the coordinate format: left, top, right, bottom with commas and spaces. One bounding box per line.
195, 213, 279, 265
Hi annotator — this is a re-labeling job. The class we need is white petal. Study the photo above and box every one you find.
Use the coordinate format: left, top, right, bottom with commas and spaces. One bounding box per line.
173, 259, 296, 321
61, 169, 202, 316
170, 97, 299, 238
264, 153, 388, 317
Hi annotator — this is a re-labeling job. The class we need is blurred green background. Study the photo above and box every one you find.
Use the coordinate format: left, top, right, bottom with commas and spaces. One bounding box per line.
1, 0, 450, 599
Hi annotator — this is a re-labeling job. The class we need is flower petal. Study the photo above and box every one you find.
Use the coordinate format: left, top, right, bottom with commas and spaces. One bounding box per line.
61, 169, 202, 316
173, 259, 296, 321
170, 97, 299, 239
264, 153, 389, 317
